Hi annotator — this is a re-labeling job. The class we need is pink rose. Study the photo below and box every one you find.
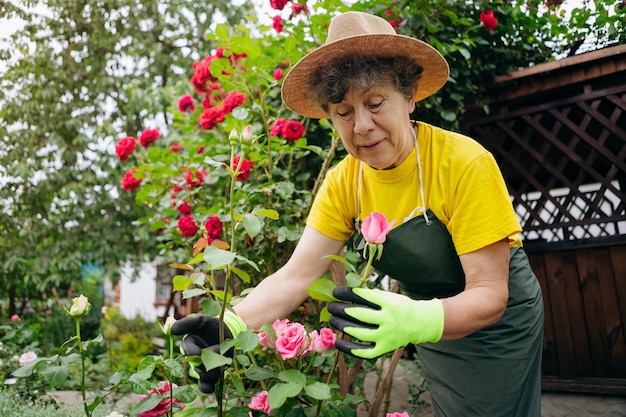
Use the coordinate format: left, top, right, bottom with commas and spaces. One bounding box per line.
115, 136, 136, 161
11, 314, 19, 322
361, 212, 396, 244
258, 331, 275, 348
138, 381, 184, 417
386, 413, 410, 417
309, 328, 336, 354
271, 318, 291, 336
248, 391, 271, 414
19, 351, 38, 366
275, 322, 308, 359
269, 118, 286, 137
273, 67, 283, 81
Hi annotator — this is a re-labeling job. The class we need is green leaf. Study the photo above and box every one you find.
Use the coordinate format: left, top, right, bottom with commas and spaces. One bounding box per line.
183, 288, 206, 299
346, 272, 362, 287
214, 23, 230, 41
237, 330, 259, 352
235, 254, 260, 272
232, 107, 249, 120
251, 208, 279, 220
235, 354, 251, 367
132, 395, 163, 415
164, 358, 185, 378
230, 266, 250, 283
201, 348, 232, 371
304, 381, 331, 400
278, 369, 306, 385
173, 275, 193, 291
319, 306, 331, 322
245, 366, 277, 381
268, 382, 303, 409
307, 279, 337, 302
242, 213, 262, 238
188, 252, 205, 265
322, 255, 357, 273
42, 364, 70, 387
440, 110, 457, 122
203, 245, 237, 269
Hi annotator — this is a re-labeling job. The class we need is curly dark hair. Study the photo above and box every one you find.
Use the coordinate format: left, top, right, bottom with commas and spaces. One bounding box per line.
307, 55, 423, 114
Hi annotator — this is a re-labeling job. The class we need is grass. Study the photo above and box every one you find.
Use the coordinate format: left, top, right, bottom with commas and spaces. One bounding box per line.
0, 389, 133, 417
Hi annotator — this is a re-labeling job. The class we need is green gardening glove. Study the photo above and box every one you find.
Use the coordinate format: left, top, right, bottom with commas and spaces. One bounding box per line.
328, 286, 444, 359
171, 310, 247, 393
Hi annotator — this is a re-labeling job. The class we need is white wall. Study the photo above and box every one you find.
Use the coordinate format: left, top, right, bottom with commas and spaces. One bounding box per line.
119, 262, 165, 321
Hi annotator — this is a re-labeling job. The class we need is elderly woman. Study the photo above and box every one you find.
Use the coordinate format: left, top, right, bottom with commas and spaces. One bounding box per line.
173, 11, 544, 417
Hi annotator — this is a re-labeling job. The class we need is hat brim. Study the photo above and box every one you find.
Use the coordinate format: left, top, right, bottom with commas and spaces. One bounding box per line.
282, 33, 450, 119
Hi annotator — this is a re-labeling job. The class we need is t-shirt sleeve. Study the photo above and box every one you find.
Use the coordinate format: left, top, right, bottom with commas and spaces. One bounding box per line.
306, 161, 357, 242
446, 152, 522, 255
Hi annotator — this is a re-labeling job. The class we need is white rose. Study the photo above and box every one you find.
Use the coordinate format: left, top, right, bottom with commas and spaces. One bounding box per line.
69, 294, 92, 316
105, 412, 126, 417
162, 315, 176, 335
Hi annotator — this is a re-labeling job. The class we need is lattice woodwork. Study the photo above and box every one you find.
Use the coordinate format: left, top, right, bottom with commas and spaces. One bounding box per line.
463, 76, 626, 248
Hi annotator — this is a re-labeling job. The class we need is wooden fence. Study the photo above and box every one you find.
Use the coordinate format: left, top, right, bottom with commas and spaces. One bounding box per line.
461, 44, 626, 394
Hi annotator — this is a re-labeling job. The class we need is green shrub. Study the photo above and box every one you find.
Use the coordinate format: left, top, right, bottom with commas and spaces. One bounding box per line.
0, 389, 128, 417
100, 307, 158, 373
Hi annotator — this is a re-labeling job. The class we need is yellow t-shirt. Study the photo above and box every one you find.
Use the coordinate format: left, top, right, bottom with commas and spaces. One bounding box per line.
307, 122, 522, 255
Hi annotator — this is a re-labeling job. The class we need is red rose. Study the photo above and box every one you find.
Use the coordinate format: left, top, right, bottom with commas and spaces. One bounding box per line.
178, 201, 192, 215
273, 15, 284, 33
184, 168, 206, 188
480, 10, 498, 35
204, 215, 223, 243
270, 0, 289, 11
199, 106, 226, 130
291, 2, 308, 17
178, 94, 196, 113
139, 128, 160, 148
222, 91, 246, 113
270, 118, 285, 136
170, 142, 183, 153
232, 156, 253, 181
282, 120, 305, 142
389, 18, 402, 29
115, 136, 136, 161
121, 169, 142, 191
177, 215, 199, 238
191, 56, 218, 94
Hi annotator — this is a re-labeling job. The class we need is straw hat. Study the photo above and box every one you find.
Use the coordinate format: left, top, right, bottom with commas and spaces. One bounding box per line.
281, 11, 449, 119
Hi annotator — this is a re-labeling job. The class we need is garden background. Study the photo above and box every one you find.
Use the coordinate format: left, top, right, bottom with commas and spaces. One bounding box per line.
0, 0, 624, 416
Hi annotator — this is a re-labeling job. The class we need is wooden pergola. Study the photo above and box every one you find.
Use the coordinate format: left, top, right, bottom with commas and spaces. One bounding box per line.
461, 44, 626, 395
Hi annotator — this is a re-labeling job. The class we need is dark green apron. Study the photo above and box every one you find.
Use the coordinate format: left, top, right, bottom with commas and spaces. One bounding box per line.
354, 213, 543, 416
352, 137, 543, 415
